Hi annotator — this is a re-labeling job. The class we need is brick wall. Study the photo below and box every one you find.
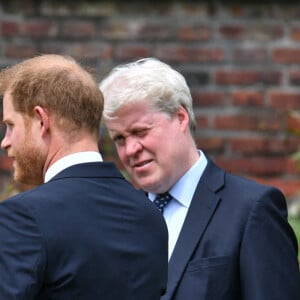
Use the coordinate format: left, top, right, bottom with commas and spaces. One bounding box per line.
1, 0, 300, 201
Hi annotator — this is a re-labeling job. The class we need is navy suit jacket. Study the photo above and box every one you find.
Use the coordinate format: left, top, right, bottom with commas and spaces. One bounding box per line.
0, 162, 168, 299
162, 159, 300, 300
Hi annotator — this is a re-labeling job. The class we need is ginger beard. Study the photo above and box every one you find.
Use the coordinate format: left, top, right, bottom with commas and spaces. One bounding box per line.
12, 126, 45, 186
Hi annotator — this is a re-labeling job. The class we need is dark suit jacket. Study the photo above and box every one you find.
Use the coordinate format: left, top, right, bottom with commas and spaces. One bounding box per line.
0, 162, 168, 300
163, 158, 300, 300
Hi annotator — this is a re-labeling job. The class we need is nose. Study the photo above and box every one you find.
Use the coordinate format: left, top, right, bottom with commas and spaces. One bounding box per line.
125, 136, 143, 157
1, 131, 10, 150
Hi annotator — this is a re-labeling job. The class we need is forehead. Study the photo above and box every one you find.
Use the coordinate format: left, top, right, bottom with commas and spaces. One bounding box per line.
105, 102, 171, 138
106, 101, 153, 124
2, 91, 14, 112
2, 91, 23, 121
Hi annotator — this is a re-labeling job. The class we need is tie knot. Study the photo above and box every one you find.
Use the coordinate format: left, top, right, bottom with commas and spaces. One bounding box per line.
153, 192, 173, 213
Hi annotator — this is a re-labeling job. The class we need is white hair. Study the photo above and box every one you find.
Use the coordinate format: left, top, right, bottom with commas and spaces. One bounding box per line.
99, 58, 196, 133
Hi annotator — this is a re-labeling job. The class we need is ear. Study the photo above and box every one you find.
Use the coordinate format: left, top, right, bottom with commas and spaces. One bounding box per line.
176, 105, 190, 132
33, 106, 50, 137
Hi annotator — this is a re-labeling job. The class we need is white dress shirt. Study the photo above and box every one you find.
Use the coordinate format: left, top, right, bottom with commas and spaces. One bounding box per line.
44, 151, 103, 183
149, 150, 207, 260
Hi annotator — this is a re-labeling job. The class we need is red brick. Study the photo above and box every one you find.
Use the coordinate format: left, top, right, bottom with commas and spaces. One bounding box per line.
214, 114, 254, 130
252, 177, 300, 199
233, 48, 267, 63
177, 26, 210, 41
115, 44, 151, 60
290, 28, 300, 41
21, 20, 57, 37
215, 70, 281, 85
39, 41, 66, 55
269, 91, 300, 110
181, 71, 209, 86
6, 0, 36, 13
5, 44, 37, 58
229, 136, 300, 155
272, 48, 300, 63
287, 111, 300, 135
215, 156, 288, 176
270, 26, 285, 39
231, 90, 264, 106
155, 45, 225, 63
195, 116, 209, 129
0, 21, 19, 37
192, 91, 225, 106
249, 25, 284, 40
70, 43, 112, 59
61, 21, 96, 37
289, 70, 300, 85
262, 71, 282, 84
219, 25, 244, 39
214, 113, 284, 132
40, 42, 113, 60
195, 137, 225, 152
98, 21, 142, 40
230, 5, 244, 17
138, 24, 173, 40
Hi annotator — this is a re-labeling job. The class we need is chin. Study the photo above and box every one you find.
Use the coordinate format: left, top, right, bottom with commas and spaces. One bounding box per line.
14, 175, 28, 186
14, 172, 41, 186
139, 181, 159, 194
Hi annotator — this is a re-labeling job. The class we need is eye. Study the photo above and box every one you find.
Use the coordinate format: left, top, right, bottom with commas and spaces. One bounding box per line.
134, 128, 149, 137
113, 135, 125, 146
5, 122, 13, 130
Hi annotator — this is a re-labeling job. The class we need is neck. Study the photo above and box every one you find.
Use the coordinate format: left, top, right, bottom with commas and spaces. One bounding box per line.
42, 130, 99, 179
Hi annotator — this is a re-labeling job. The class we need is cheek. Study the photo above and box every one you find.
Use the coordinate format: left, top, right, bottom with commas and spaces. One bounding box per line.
12, 130, 24, 145
116, 147, 128, 164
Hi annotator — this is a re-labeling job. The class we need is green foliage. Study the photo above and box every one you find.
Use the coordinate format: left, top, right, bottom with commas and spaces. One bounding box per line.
289, 218, 300, 243
292, 151, 300, 171
289, 218, 300, 262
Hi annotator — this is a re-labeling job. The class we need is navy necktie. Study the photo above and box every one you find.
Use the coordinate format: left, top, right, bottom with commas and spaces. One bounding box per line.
153, 192, 173, 213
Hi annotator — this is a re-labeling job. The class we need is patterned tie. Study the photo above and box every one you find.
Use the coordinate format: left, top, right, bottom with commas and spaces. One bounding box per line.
153, 192, 173, 213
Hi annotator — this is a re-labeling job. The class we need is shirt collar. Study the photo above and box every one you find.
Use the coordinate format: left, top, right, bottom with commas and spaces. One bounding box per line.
149, 150, 207, 207
44, 151, 103, 183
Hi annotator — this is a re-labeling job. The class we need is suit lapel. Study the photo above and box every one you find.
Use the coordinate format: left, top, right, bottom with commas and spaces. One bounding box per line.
162, 160, 224, 300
